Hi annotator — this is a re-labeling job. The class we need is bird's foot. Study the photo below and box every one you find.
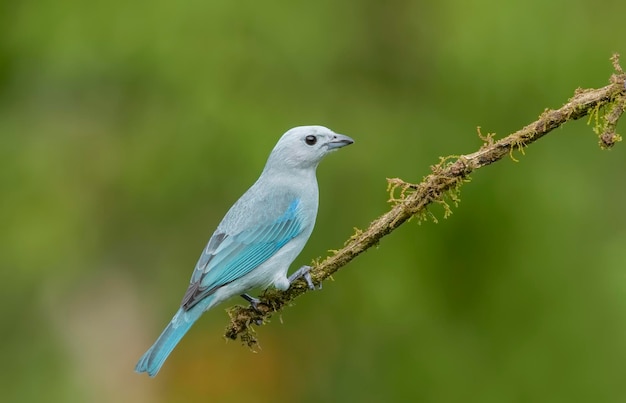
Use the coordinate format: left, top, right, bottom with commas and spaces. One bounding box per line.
240, 293, 262, 311
288, 265, 320, 290
240, 294, 264, 325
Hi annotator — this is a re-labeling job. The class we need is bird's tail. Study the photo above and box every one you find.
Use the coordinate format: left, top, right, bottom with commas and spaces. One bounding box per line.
135, 302, 207, 377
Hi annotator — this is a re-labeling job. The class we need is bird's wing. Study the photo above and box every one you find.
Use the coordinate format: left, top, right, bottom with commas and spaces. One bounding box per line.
180, 198, 304, 310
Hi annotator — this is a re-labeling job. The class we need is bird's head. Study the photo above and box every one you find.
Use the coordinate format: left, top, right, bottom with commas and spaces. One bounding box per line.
265, 125, 354, 171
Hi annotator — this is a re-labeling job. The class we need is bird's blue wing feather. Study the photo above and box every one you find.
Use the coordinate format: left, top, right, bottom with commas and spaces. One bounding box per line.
181, 199, 303, 310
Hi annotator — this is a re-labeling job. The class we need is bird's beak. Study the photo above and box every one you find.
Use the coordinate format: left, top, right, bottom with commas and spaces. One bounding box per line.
326, 133, 355, 150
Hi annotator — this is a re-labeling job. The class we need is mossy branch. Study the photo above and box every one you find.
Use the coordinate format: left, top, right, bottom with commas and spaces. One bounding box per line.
224, 54, 626, 347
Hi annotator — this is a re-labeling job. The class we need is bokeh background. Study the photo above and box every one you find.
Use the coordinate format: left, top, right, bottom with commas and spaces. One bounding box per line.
3, 1, 626, 402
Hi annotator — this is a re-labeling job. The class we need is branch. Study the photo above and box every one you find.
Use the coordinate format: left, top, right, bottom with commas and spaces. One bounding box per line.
224, 54, 626, 347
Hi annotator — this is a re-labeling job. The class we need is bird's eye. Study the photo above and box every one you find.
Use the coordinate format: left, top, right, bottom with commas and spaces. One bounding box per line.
305, 135, 317, 146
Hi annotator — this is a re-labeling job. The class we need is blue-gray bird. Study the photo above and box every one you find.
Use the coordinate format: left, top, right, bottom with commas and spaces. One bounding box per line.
135, 125, 354, 376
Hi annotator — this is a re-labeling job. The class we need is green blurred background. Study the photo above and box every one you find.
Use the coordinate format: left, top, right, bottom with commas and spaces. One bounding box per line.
2, 0, 626, 402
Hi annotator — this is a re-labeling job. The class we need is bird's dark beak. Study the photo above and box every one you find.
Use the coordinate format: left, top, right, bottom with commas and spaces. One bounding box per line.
326, 134, 354, 150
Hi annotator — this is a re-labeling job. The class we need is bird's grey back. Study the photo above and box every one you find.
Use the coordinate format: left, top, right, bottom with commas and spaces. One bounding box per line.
217, 170, 319, 236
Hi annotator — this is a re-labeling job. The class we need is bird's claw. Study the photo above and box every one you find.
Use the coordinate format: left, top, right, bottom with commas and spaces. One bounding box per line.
240, 294, 264, 326
288, 265, 320, 290
240, 293, 262, 312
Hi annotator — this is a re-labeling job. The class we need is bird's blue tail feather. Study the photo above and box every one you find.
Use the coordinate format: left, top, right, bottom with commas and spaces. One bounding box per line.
135, 305, 204, 377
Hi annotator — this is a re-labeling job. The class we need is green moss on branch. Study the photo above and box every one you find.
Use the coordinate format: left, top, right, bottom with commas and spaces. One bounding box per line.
224, 54, 626, 347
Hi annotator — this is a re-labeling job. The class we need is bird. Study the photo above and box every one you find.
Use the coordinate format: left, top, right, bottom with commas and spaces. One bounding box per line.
135, 125, 354, 376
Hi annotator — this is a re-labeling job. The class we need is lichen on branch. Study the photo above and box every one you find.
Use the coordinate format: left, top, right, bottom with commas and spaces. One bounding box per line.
224, 54, 626, 348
